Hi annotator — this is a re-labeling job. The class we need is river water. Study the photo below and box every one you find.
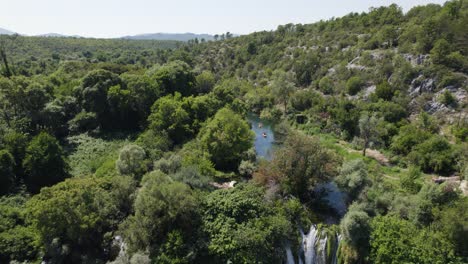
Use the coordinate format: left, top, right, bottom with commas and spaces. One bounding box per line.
247, 115, 347, 264
248, 114, 276, 161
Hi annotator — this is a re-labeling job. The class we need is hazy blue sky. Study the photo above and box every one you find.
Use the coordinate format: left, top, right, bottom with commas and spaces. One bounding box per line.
2, 0, 447, 38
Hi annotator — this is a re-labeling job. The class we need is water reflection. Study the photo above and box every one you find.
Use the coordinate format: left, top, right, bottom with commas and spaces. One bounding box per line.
248, 114, 276, 160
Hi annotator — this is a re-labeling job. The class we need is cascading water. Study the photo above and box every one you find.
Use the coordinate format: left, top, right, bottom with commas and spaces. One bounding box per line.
285, 244, 295, 264
332, 234, 342, 264
302, 225, 319, 264
285, 226, 341, 264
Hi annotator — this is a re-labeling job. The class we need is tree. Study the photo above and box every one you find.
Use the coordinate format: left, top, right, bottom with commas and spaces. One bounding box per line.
0, 150, 15, 194
257, 132, 340, 201
26, 176, 136, 263
369, 215, 459, 264
148, 93, 192, 144
121, 171, 198, 261
271, 70, 295, 114
149, 60, 195, 96
336, 159, 369, 200
116, 144, 148, 180
408, 135, 455, 174
0, 195, 39, 263
195, 71, 215, 94
199, 108, 254, 171
22, 132, 68, 193
341, 210, 370, 255
374, 81, 394, 101
76, 69, 122, 129
201, 184, 290, 263
430, 39, 451, 65
391, 124, 431, 155
358, 112, 383, 156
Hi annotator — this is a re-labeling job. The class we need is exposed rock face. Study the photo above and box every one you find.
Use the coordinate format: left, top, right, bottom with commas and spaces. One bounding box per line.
402, 54, 430, 66
409, 75, 435, 97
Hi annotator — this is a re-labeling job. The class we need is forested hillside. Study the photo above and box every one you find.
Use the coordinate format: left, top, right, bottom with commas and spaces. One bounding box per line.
0, 1, 467, 264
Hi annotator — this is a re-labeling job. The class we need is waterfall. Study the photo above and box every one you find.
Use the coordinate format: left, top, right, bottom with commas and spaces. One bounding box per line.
332, 234, 342, 264
303, 225, 319, 264
284, 226, 341, 264
285, 244, 295, 264
315, 236, 328, 264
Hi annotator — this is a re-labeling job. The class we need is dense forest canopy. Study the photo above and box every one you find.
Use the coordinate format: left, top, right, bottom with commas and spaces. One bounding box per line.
0, 1, 467, 264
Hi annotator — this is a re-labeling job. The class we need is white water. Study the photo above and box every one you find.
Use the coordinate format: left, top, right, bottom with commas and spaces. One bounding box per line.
285, 245, 295, 264
303, 225, 319, 264
286, 226, 341, 264
332, 234, 342, 264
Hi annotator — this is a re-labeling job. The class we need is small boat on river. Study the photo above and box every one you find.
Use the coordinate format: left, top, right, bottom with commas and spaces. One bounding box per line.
262, 132, 267, 138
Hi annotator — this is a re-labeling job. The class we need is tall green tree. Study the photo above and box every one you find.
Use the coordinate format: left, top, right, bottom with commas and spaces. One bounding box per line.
22, 132, 68, 193
0, 150, 15, 194
270, 70, 295, 114
199, 107, 254, 171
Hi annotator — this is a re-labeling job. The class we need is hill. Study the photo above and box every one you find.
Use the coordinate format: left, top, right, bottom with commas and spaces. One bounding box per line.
121, 32, 215, 41
0, 27, 15, 35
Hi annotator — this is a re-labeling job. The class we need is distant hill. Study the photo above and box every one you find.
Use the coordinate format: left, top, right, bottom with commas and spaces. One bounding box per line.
121, 33, 214, 41
0, 27, 15, 35
35, 33, 83, 38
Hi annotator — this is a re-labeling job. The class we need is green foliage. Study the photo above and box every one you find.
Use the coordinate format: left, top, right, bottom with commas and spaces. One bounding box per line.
407, 135, 456, 174
199, 107, 254, 171
201, 184, 291, 263
116, 144, 148, 180
336, 159, 368, 200
23, 132, 68, 193
340, 210, 370, 256
400, 166, 422, 194
26, 176, 136, 262
0, 195, 40, 263
149, 93, 192, 144
149, 60, 195, 96
346, 76, 364, 95
67, 133, 128, 177
391, 124, 431, 155
195, 70, 215, 94
439, 89, 457, 107
264, 132, 340, 201
271, 70, 296, 113
374, 81, 394, 101
319, 76, 334, 94
0, 149, 15, 194
121, 171, 198, 260
369, 215, 460, 264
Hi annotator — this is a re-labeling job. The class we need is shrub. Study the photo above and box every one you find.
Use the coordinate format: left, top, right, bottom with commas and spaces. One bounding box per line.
116, 144, 148, 180
346, 76, 364, 95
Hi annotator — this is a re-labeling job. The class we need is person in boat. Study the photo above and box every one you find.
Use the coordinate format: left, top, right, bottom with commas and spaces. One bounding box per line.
262, 132, 267, 138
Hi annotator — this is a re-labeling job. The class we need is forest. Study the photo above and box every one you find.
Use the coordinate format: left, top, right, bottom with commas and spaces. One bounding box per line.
0, 1, 467, 263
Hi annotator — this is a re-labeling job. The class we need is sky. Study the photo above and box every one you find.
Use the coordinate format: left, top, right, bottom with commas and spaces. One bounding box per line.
1, 0, 447, 38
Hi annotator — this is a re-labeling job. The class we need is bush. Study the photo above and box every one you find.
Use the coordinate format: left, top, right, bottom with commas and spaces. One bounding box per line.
407, 136, 456, 174
374, 81, 394, 101
346, 76, 364, 95
116, 144, 148, 180
439, 90, 457, 107
336, 159, 368, 200
400, 166, 422, 194
238, 160, 256, 177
